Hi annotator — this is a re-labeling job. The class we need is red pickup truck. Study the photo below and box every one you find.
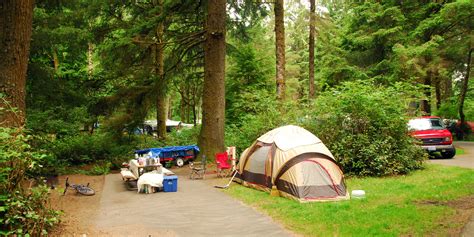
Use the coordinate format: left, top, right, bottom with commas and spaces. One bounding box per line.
408, 116, 455, 159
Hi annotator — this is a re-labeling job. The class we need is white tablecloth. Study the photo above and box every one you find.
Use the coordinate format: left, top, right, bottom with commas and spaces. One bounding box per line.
137, 171, 164, 193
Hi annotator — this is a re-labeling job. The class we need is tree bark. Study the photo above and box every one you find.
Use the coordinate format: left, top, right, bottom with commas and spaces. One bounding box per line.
308, 0, 316, 99
198, 0, 226, 160
168, 96, 172, 119
53, 49, 59, 73
0, 0, 34, 127
155, 0, 168, 139
421, 70, 432, 115
275, 0, 286, 100
444, 76, 452, 100
459, 48, 473, 140
434, 72, 441, 109
87, 42, 94, 80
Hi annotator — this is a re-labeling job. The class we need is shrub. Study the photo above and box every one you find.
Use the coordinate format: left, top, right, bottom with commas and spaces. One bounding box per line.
43, 127, 202, 172
47, 133, 132, 165
165, 126, 200, 146
88, 162, 112, 175
0, 127, 60, 235
303, 81, 427, 176
225, 100, 302, 153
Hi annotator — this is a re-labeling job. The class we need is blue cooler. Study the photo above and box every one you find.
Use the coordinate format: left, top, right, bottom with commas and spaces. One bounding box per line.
163, 175, 178, 192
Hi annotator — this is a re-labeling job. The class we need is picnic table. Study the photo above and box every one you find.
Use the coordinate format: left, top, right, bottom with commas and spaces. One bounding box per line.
124, 159, 175, 193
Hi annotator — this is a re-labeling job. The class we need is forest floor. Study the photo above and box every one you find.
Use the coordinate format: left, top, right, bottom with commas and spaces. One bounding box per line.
49, 168, 292, 236
49, 174, 105, 236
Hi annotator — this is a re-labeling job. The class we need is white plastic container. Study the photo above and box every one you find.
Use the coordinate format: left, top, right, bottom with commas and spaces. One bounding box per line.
351, 190, 366, 199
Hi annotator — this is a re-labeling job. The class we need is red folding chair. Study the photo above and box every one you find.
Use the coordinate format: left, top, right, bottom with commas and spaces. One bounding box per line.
215, 152, 232, 178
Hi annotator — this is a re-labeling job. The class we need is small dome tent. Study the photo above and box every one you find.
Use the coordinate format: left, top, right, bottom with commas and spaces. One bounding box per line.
236, 125, 349, 202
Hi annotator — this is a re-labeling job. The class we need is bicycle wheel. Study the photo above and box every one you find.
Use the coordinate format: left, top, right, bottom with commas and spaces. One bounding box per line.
76, 186, 95, 196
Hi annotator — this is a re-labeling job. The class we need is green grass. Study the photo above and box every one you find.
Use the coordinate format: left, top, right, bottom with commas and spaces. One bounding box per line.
456, 147, 465, 155
225, 164, 474, 236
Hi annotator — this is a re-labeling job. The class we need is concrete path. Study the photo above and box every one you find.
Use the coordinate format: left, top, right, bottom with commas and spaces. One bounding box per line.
429, 141, 474, 169
428, 141, 474, 237
94, 173, 292, 237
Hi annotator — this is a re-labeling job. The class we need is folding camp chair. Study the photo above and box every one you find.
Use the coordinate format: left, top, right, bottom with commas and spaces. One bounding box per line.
189, 155, 206, 179
215, 152, 232, 178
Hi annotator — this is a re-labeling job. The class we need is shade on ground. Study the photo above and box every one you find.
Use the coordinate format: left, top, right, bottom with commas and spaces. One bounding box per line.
94, 173, 292, 237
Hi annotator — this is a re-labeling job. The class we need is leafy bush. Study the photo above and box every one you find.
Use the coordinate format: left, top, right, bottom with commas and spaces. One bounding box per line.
225, 99, 303, 153
435, 98, 474, 121
42, 126, 201, 172
165, 126, 201, 146
27, 106, 91, 138
434, 100, 459, 119
47, 133, 132, 165
0, 127, 60, 235
88, 162, 112, 175
303, 81, 427, 176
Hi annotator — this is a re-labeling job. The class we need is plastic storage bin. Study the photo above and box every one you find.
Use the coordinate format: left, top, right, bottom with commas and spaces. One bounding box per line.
163, 175, 178, 192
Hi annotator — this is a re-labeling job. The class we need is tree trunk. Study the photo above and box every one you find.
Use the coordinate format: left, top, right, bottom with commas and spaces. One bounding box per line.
308, 0, 316, 99
434, 72, 441, 109
198, 0, 226, 160
87, 42, 94, 80
421, 70, 432, 115
53, 49, 59, 73
155, 0, 168, 139
168, 96, 172, 119
0, 0, 34, 127
186, 82, 191, 123
180, 83, 186, 122
459, 48, 473, 140
274, 0, 286, 100
444, 76, 452, 100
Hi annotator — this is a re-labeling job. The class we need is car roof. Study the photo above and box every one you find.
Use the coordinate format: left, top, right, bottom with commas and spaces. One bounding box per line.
419, 116, 441, 119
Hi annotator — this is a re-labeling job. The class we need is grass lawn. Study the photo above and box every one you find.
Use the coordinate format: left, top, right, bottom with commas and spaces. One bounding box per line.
456, 147, 465, 155
225, 164, 474, 236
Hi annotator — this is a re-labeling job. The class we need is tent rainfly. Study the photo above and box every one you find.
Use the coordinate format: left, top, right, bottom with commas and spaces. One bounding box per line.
235, 125, 349, 202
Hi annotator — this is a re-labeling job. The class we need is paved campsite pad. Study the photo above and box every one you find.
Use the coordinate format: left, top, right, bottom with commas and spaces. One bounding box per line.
429, 141, 474, 169
94, 173, 292, 236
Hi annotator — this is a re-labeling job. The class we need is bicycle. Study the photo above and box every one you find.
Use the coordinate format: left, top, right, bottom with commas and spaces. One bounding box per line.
62, 177, 95, 196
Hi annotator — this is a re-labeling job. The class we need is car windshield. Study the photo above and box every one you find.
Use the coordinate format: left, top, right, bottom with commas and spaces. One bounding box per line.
408, 118, 445, 131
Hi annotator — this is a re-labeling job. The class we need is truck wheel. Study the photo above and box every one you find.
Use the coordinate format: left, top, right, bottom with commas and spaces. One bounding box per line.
441, 149, 455, 159
175, 157, 185, 167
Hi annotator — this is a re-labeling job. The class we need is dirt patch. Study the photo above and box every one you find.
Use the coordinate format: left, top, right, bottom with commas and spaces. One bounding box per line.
49, 174, 105, 236
416, 195, 474, 236
446, 195, 474, 210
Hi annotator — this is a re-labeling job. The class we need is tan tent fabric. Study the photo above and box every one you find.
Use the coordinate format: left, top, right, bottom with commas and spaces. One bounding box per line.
271, 143, 334, 183
237, 125, 349, 202
238, 148, 251, 173
257, 125, 322, 151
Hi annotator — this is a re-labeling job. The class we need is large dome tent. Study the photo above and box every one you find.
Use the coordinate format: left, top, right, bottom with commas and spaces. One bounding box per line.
235, 125, 349, 202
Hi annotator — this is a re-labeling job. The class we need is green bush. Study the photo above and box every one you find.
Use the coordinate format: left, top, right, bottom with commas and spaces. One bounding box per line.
88, 162, 112, 175
225, 100, 302, 153
165, 126, 200, 146
0, 127, 60, 235
303, 81, 427, 176
435, 98, 474, 121
47, 133, 133, 165
43, 127, 202, 171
